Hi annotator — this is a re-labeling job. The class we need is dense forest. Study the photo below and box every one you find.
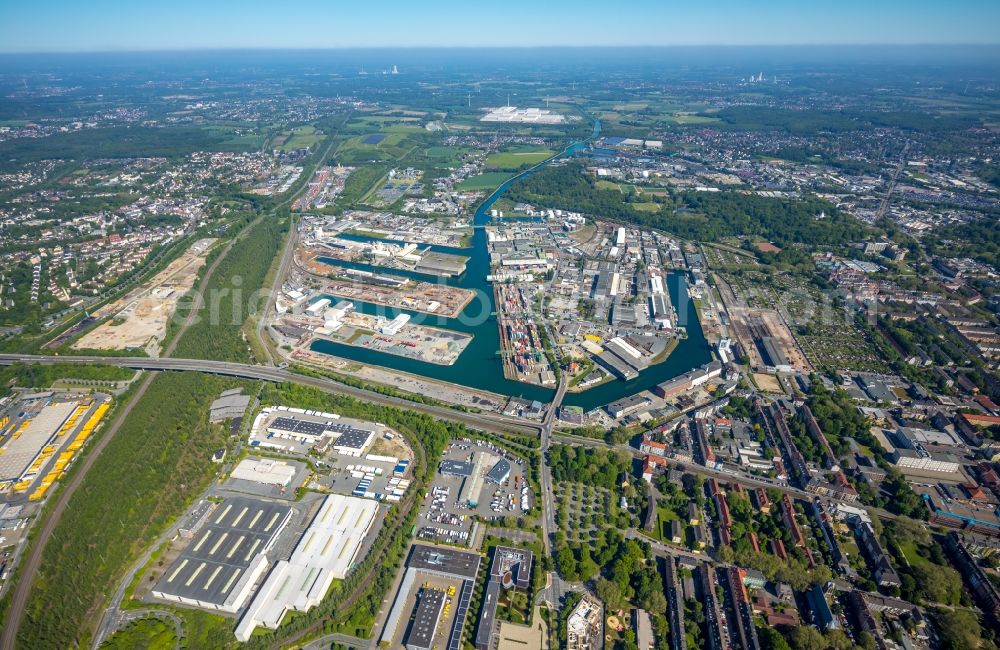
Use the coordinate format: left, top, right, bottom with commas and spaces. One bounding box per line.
171, 213, 288, 362
926, 216, 1000, 268
708, 106, 981, 135
507, 162, 874, 246
0, 362, 134, 395
16, 371, 238, 649
0, 126, 254, 172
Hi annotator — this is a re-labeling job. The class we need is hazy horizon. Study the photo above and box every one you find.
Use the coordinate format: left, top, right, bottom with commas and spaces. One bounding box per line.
3, 0, 1000, 53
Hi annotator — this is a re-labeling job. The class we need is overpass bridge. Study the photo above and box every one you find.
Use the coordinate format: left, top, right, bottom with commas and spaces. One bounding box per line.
0, 354, 544, 438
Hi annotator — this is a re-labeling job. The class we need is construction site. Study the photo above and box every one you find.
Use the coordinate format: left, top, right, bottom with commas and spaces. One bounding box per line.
73, 238, 216, 356
714, 274, 813, 374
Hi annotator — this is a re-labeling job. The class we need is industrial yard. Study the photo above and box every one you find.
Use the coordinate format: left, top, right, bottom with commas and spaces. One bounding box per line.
73, 238, 216, 355
292, 164, 354, 211
0, 392, 112, 503
379, 544, 482, 650
296, 215, 471, 280
495, 284, 558, 386
307, 277, 474, 319
275, 301, 473, 366
140, 488, 386, 641
248, 405, 416, 503
135, 403, 407, 637
418, 439, 529, 546
333, 211, 469, 248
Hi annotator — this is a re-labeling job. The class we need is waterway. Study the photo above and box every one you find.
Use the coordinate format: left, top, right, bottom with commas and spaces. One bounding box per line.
309, 119, 713, 412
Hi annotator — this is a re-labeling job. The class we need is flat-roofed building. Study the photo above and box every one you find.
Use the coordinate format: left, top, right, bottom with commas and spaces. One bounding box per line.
230, 457, 297, 487
756, 336, 791, 373
235, 494, 379, 641
439, 460, 474, 477
0, 400, 78, 484
476, 547, 534, 650
152, 497, 292, 614
381, 545, 482, 650
332, 427, 375, 457
406, 588, 447, 650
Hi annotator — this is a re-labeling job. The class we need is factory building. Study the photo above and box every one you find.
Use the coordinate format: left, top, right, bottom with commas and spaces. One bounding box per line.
405, 588, 447, 650
756, 336, 791, 373
649, 293, 673, 329
460, 452, 493, 507
230, 457, 297, 487
606, 394, 653, 419
235, 494, 380, 641
152, 497, 292, 614
305, 298, 331, 317
262, 413, 375, 457
653, 361, 723, 399
381, 313, 411, 335
439, 460, 474, 477
485, 458, 511, 484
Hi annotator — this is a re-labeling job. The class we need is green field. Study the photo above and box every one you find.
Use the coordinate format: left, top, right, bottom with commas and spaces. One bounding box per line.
424, 145, 470, 164
203, 124, 266, 150
485, 148, 554, 170
336, 132, 414, 162
273, 125, 323, 152
899, 541, 932, 568
349, 115, 423, 128
457, 171, 512, 191
667, 113, 721, 125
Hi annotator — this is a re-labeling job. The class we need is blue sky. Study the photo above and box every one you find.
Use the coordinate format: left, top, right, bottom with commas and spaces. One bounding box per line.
2, 0, 999, 52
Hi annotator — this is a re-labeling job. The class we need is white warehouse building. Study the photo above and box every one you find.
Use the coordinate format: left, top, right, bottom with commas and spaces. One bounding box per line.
235, 494, 380, 641
381, 313, 410, 335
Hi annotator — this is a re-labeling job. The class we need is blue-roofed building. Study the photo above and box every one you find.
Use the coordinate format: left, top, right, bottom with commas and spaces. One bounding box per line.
807, 585, 839, 631
486, 459, 511, 485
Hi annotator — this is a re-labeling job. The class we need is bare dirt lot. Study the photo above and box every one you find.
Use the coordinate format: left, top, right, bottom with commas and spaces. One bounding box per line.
74, 239, 215, 356
752, 373, 782, 393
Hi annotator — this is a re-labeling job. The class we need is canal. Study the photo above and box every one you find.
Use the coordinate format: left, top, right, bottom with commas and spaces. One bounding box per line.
309, 120, 713, 412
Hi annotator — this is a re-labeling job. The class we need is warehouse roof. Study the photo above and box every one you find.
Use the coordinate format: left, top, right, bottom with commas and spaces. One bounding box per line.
153, 497, 291, 608
406, 588, 446, 650
439, 460, 474, 477
334, 428, 373, 450
407, 544, 481, 580
235, 494, 380, 640
486, 459, 511, 484
230, 457, 297, 486
269, 416, 327, 437
0, 401, 77, 482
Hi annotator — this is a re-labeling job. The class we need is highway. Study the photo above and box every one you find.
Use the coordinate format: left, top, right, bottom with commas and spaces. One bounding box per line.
0, 207, 278, 650
0, 354, 545, 439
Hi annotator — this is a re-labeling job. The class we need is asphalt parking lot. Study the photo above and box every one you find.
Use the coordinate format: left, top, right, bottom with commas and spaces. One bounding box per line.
417, 439, 529, 546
